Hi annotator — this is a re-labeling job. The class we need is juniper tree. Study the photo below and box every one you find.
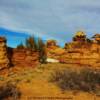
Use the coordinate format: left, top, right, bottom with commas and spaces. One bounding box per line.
38, 38, 47, 64
25, 36, 38, 51
17, 42, 24, 49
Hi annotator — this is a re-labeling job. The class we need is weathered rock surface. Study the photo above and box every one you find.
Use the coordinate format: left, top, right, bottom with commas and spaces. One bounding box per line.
11, 49, 39, 67
0, 37, 9, 69
47, 42, 100, 67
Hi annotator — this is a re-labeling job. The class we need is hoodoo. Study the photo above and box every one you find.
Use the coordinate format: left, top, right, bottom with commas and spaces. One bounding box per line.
73, 31, 86, 42
0, 37, 9, 69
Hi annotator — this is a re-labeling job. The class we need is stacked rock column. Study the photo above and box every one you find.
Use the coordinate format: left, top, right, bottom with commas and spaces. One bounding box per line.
0, 37, 9, 69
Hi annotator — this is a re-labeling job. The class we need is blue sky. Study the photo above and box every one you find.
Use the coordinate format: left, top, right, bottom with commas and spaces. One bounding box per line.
0, 0, 100, 47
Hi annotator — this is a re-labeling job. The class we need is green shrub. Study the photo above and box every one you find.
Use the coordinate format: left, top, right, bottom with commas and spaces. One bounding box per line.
38, 38, 47, 64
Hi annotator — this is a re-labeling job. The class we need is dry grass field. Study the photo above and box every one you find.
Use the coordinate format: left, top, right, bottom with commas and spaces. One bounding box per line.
0, 63, 100, 100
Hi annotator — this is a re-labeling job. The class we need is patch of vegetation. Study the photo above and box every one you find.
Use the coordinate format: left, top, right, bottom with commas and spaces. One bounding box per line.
0, 81, 21, 100
38, 38, 47, 64
25, 36, 38, 51
49, 68, 100, 94
17, 36, 47, 64
17, 42, 24, 49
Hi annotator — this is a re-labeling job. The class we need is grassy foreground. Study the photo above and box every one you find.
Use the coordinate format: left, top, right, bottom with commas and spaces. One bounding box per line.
0, 63, 100, 100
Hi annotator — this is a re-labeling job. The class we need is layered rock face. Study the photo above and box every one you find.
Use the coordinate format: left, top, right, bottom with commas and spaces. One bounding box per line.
46, 39, 66, 59
0, 37, 9, 69
46, 36, 100, 67
60, 49, 100, 66
11, 49, 39, 67
46, 40, 59, 49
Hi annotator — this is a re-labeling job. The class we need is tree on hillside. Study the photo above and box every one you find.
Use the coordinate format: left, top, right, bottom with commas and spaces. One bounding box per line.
25, 36, 37, 51
38, 38, 47, 64
17, 42, 24, 49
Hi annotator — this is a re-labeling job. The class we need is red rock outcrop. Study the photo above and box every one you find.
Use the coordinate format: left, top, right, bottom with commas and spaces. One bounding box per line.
11, 49, 39, 67
0, 37, 9, 69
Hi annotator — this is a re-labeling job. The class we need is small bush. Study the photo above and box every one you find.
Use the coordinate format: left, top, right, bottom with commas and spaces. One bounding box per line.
49, 68, 100, 93
0, 82, 21, 100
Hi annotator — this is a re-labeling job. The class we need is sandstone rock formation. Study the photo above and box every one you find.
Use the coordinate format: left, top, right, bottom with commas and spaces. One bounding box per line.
46, 40, 58, 49
46, 39, 66, 60
0, 32, 100, 68
92, 34, 100, 43
12, 49, 39, 67
0, 37, 9, 69
73, 31, 86, 42
46, 33, 100, 67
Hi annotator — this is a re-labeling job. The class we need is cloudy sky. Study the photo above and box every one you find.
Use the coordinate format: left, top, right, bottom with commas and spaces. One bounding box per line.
0, 0, 100, 47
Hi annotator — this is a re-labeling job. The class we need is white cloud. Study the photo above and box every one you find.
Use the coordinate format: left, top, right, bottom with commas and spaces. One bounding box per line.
0, 0, 100, 43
